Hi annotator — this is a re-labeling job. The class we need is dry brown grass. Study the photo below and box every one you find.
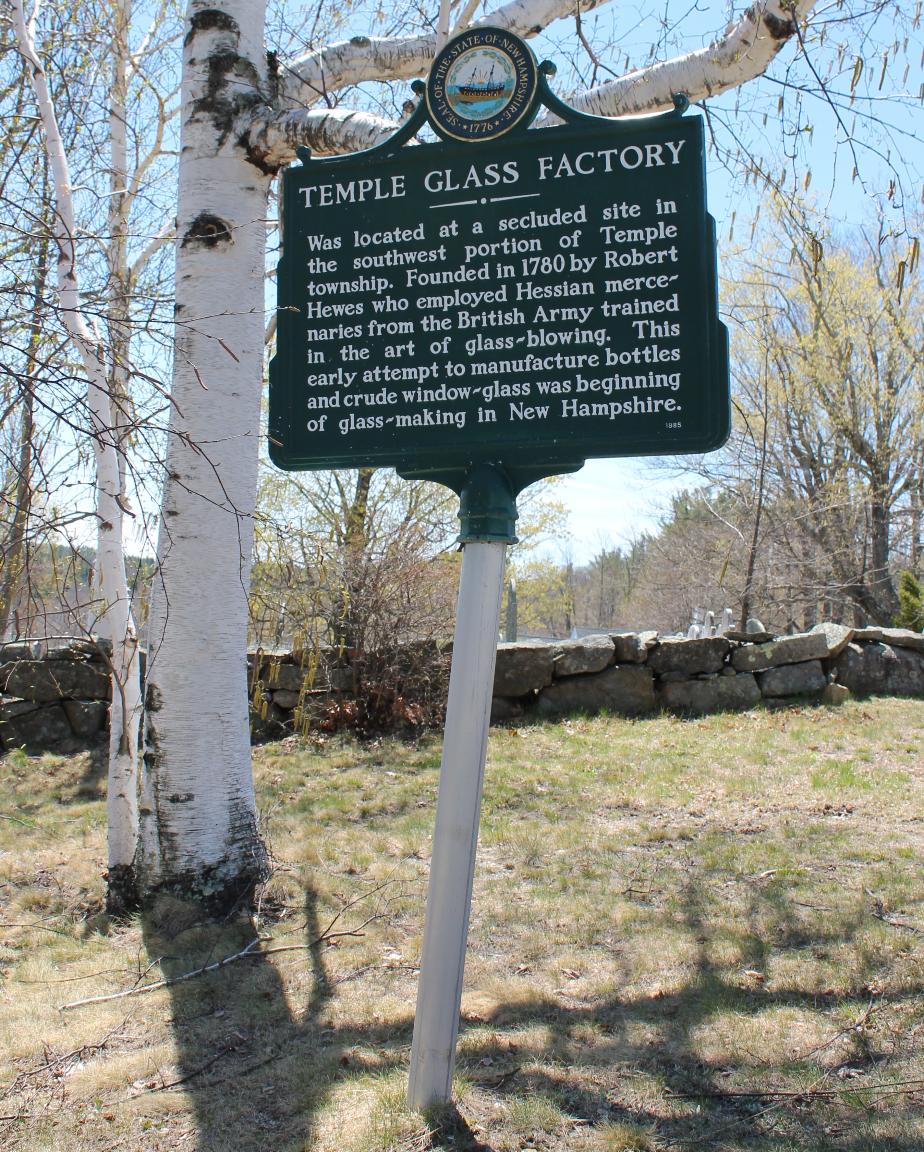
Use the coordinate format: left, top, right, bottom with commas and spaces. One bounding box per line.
2, 697, 924, 1150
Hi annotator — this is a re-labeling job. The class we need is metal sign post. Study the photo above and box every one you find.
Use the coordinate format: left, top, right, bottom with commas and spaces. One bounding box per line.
267, 25, 730, 1114
398, 460, 563, 1108
406, 536, 506, 1108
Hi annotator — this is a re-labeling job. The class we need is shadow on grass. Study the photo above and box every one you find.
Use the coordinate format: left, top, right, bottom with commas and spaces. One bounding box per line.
425, 1103, 498, 1150
68, 741, 109, 804
141, 885, 337, 1151
138, 881, 501, 1150
139, 866, 923, 1152
450, 872, 924, 1152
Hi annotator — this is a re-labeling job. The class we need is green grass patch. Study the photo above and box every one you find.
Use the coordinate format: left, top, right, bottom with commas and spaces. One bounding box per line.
1, 698, 923, 1150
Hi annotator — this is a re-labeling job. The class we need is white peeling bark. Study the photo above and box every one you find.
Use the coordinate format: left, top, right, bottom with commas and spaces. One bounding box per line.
137, 0, 272, 903
100, 0, 143, 902
247, 105, 400, 168
268, 0, 817, 167
282, 0, 609, 108
435, 0, 452, 51
12, 0, 140, 892
563, 0, 818, 119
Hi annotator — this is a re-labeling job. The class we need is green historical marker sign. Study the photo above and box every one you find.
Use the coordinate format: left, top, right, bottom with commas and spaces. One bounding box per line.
269, 29, 729, 525
268, 31, 731, 1109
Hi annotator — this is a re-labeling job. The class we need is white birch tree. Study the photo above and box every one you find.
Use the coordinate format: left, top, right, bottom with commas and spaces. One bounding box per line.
11, 0, 147, 909
8, 0, 179, 909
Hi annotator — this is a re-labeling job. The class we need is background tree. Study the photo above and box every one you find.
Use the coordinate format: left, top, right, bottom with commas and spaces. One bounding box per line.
624, 490, 741, 633
724, 214, 923, 626
636, 212, 922, 633
895, 571, 924, 632
508, 536, 650, 638
251, 466, 460, 732
511, 555, 577, 638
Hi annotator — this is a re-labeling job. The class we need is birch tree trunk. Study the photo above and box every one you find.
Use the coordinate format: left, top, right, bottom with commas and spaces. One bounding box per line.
100, 0, 143, 912
136, 0, 273, 905
12, 0, 141, 908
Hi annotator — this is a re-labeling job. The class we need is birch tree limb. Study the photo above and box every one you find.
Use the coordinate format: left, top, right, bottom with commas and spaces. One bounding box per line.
264, 0, 818, 165
435, 0, 452, 52
130, 222, 177, 283
247, 105, 401, 169
281, 0, 610, 107
562, 0, 818, 119
452, 0, 484, 39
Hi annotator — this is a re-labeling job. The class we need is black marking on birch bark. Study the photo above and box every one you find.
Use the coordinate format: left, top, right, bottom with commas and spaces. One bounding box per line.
192, 50, 267, 144
136, 716, 269, 911
182, 212, 233, 248
242, 131, 281, 176
266, 50, 281, 104
135, 813, 269, 913
184, 8, 240, 47
763, 10, 796, 39
105, 863, 140, 916
145, 683, 163, 712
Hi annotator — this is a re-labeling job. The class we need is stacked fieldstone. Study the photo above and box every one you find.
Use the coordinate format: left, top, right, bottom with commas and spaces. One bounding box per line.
1, 624, 922, 752
0, 639, 111, 750
490, 624, 924, 721
247, 648, 357, 740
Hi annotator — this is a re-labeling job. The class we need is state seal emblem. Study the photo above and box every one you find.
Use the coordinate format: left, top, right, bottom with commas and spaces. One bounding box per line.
426, 28, 538, 142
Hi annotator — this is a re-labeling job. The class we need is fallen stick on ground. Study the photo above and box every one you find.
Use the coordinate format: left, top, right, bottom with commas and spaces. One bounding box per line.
59, 914, 383, 1011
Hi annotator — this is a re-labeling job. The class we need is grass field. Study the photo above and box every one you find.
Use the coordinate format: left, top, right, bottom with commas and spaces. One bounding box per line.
2, 698, 924, 1151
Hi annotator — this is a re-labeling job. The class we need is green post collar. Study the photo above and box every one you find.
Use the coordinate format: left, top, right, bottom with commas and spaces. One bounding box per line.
457, 462, 519, 545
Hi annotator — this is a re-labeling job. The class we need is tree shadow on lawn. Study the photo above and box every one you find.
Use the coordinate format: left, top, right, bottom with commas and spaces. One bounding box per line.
74, 740, 108, 798
141, 884, 349, 1152
140, 870, 923, 1152
140, 885, 500, 1151
456, 872, 924, 1151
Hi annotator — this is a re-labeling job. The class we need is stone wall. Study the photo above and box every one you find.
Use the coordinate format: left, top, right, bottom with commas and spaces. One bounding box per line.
0, 639, 112, 751
2, 624, 923, 753
491, 624, 924, 722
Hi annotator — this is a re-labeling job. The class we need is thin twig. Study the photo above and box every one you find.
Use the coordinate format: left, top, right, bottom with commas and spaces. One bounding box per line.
180, 1050, 286, 1090
15, 967, 133, 985
59, 908, 387, 1011
667, 1076, 924, 1101
142, 1044, 236, 1092
872, 910, 923, 935
1, 921, 71, 937
331, 962, 420, 986
4, 1022, 127, 1096
793, 996, 879, 1063
59, 938, 263, 1010
276, 877, 399, 942
0, 813, 38, 829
